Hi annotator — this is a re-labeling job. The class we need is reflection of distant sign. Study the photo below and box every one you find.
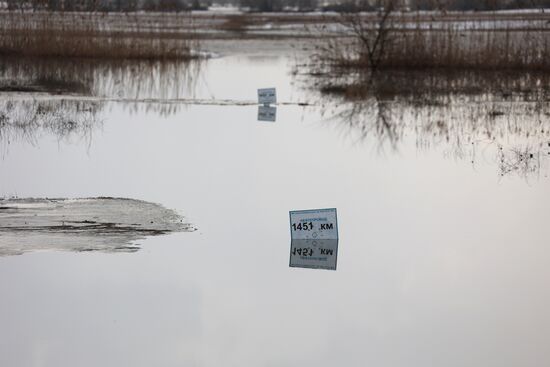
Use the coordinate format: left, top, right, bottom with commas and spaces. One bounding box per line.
258, 88, 276, 105
258, 106, 276, 122
289, 208, 338, 270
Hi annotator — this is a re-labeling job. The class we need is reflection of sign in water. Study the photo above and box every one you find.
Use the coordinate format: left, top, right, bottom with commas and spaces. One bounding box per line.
258, 105, 276, 122
290, 239, 338, 271
289, 208, 338, 270
258, 88, 276, 105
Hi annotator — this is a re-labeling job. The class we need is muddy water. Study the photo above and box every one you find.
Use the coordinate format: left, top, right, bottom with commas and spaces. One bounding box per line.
1, 43, 550, 367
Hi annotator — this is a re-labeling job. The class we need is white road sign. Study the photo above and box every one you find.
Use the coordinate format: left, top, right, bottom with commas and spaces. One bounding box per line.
289, 208, 338, 240
258, 88, 276, 105
258, 106, 276, 122
289, 208, 339, 270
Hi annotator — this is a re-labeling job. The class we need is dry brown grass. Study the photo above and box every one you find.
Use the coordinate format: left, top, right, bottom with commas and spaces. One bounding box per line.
382, 28, 549, 70
0, 11, 200, 59
219, 14, 257, 32
315, 14, 550, 72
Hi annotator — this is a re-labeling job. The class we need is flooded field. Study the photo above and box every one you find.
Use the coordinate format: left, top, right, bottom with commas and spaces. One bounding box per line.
1, 35, 550, 367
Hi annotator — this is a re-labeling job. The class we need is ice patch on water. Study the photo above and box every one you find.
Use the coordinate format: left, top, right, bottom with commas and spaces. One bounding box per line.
0, 197, 196, 256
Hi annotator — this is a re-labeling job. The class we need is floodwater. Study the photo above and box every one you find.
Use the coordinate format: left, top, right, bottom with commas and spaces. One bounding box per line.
1, 40, 550, 367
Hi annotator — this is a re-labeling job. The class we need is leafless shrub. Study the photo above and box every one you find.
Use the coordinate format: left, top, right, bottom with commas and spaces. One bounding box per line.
339, 1, 396, 72
312, 6, 550, 75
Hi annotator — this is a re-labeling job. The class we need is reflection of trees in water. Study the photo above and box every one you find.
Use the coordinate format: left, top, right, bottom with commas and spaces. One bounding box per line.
327, 97, 400, 151
315, 69, 550, 102
0, 57, 204, 153
0, 56, 205, 156
0, 56, 202, 115
497, 145, 548, 180
310, 70, 550, 179
112, 100, 194, 117
0, 100, 102, 155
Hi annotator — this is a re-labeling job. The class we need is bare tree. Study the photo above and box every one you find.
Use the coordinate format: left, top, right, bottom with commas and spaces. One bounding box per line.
341, 0, 396, 71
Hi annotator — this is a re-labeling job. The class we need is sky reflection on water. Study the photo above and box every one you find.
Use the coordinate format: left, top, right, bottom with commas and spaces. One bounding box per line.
1, 52, 550, 367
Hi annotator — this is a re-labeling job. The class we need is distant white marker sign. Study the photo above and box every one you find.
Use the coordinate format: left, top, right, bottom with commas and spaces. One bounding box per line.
289, 208, 339, 270
258, 88, 276, 105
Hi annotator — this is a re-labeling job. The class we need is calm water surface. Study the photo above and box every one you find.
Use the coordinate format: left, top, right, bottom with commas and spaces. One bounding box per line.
1, 42, 550, 367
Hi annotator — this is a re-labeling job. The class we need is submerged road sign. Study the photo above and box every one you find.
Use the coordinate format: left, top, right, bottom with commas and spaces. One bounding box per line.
289, 208, 338, 270
258, 88, 276, 105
